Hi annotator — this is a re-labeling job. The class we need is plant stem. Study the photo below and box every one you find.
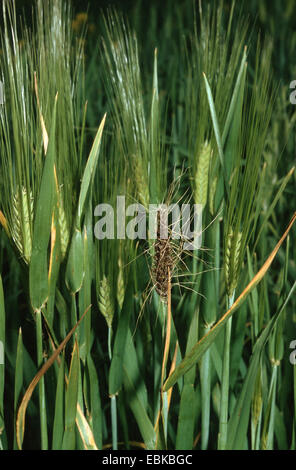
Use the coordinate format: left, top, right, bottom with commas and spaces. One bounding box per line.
111, 395, 118, 450
294, 362, 296, 448
108, 325, 112, 361
161, 269, 172, 443
36, 309, 48, 450
218, 292, 235, 450
108, 327, 118, 450
161, 271, 172, 389
200, 325, 211, 450
155, 268, 172, 449
262, 364, 278, 450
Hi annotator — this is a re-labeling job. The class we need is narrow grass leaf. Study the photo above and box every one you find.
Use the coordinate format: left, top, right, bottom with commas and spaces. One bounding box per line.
78, 225, 92, 361
223, 60, 246, 182
222, 48, 247, 146
76, 113, 106, 227
36, 309, 48, 449
52, 353, 65, 450
86, 354, 103, 449
184, 310, 199, 385
0, 277, 5, 441
109, 272, 133, 396
176, 384, 195, 450
29, 96, 58, 311
75, 402, 98, 450
203, 73, 230, 200
274, 406, 288, 450
124, 329, 148, 410
13, 328, 23, 449
62, 339, 80, 450
65, 228, 84, 294
47, 206, 62, 326
123, 364, 156, 450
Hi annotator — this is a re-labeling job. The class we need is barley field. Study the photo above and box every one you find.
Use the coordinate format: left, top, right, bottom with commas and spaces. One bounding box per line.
0, 0, 295, 451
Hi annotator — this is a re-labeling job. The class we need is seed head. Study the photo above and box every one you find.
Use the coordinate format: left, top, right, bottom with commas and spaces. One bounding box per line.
225, 227, 242, 297
152, 210, 174, 301
98, 275, 114, 328
11, 187, 33, 264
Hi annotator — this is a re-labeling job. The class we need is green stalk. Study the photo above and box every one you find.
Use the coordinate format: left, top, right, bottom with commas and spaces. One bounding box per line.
108, 327, 118, 450
261, 364, 278, 450
155, 273, 171, 449
108, 325, 112, 362
36, 309, 48, 450
200, 326, 211, 450
294, 362, 296, 448
71, 294, 77, 329
218, 292, 235, 450
200, 216, 219, 450
251, 369, 263, 450
13, 328, 23, 450
0, 276, 5, 450
111, 396, 118, 450
160, 299, 170, 445
153, 292, 162, 424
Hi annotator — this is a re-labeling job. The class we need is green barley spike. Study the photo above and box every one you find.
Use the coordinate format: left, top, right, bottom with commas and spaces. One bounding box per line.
11, 187, 34, 264
57, 194, 70, 260
132, 154, 149, 210
252, 371, 263, 429
225, 227, 242, 297
194, 141, 212, 208
209, 175, 218, 216
117, 257, 125, 311
98, 275, 114, 329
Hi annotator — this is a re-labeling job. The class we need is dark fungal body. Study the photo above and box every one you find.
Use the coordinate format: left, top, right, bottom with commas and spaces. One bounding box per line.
152, 210, 174, 300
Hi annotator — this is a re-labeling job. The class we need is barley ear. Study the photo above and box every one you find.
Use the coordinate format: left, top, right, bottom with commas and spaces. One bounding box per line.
98, 275, 114, 329
225, 227, 242, 297
57, 193, 70, 260
251, 370, 262, 429
117, 258, 125, 310
11, 187, 34, 264
194, 141, 212, 208
132, 154, 149, 209
152, 211, 174, 301
209, 175, 218, 216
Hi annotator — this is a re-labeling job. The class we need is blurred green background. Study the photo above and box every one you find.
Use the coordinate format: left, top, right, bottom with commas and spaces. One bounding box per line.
13, 0, 296, 81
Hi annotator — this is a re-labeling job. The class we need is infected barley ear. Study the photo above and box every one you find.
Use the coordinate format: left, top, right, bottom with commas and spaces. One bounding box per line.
98, 275, 114, 328
11, 187, 34, 264
152, 210, 174, 302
